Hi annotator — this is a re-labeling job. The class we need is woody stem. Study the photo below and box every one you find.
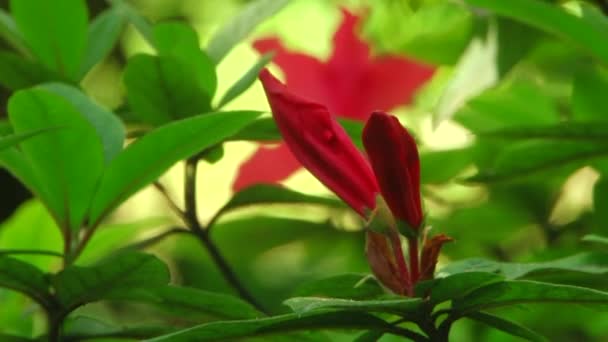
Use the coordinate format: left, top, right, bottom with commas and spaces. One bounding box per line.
389, 232, 412, 296
408, 238, 420, 284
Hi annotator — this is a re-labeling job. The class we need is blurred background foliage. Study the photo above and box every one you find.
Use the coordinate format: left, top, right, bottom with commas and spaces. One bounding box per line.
1, 0, 608, 341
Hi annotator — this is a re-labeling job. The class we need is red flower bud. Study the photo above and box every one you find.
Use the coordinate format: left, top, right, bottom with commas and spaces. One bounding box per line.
419, 234, 453, 281
362, 111, 423, 229
259, 69, 378, 216
365, 231, 408, 295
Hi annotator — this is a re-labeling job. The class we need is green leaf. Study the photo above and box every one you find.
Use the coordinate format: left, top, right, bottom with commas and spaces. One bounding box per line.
0, 127, 60, 152
153, 22, 216, 99
8, 87, 105, 231
0, 334, 35, 342
11, 0, 88, 80
469, 140, 608, 183
123, 54, 213, 125
421, 272, 504, 304
572, 67, 608, 121
294, 274, 384, 300
64, 316, 173, 340
108, 0, 154, 47
51, 252, 169, 310
0, 52, 56, 90
583, 235, 608, 245
217, 52, 274, 109
206, 0, 291, 63
283, 296, 423, 316
212, 184, 343, 227
420, 148, 473, 184
135, 285, 261, 320
230, 117, 365, 149
463, 0, 608, 64
38, 83, 125, 163
146, 311, 403, 342
0, 257, 50, 306
80, 7, 126, 77
0, 9, 30, 56
466, 312, 547, 342
88, 111, 261, 225
453, 280, 608, 313
478, 122, 608, 141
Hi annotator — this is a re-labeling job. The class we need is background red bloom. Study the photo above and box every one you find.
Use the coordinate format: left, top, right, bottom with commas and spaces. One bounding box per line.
233, 8, 435, 191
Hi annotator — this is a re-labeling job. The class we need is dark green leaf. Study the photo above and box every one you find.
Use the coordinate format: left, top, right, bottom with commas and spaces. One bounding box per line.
572, 67, 608, 121
478, 122, 608, 141
0, 334, 34, 342
8, 87, 105, 231
463, 0, 608, 64
212, 184, 343, 227
64, 316, 173, 341
11, 0, 88, 80
466, 311, 547, 342
422, 272, 504, 304
134, 285, 261, 320
453, 280, 608, 313
217, 52, 274, 109
206, 0, 291, 63
88, 111, 261, 225
0, 127, 60, 151
469, 140, 608, 183
283, 296, 423, 316
0, 256, 50, 306
38, 83, 125, 163
123, 54, 213, 125
146, 311, 403, 342
80, 7, 126, 77
0, 52, 55, 90
294, 274, 384, 300
0, 9, 30, 56
51, 252, 169, 310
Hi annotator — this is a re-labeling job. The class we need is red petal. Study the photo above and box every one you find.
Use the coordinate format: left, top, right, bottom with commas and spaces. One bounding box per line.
253, 38, 329, 109
362, 112, 422, 228
232, 143, 301, 191
259, 69, 378, 216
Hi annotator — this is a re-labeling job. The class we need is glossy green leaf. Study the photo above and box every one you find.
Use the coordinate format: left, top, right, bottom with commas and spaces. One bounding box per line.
467, 312, 547, 342
572, 67, 608, 121
583, 235, 608, 246
217, 52, 274, 109
8, 87, 105, 231
463, 0, 608, 64
0, 127, 60, 152
294, 274, 384, 300
147, 311, 404, 342
212, 184, 343, 227
284, 297, 423, 316
206, 0, 291, 63
88, 111, 261, 225
134, 285, 261, 320
421, 272, 504, 304
51, 252, 169, 310
0, 257, 50, 306
153, 22, 216, 98
10, 0, 88, 80
64, 316, 172, 341
453, 280, 608, 313
123, 54, 213, 125
38, 83, 125, 163
469, 140, 608, 183
80, 7, 126, 77
0, 52, 55, 90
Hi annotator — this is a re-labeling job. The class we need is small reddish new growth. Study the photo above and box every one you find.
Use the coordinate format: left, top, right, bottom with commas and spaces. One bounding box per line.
259, 68, 450, 296
233, 8, 435, 191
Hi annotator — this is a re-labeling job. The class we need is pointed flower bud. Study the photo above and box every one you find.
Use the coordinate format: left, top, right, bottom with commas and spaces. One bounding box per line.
362, 111, 423, 229
259, 69, 379, 216
419, 234, 453, 281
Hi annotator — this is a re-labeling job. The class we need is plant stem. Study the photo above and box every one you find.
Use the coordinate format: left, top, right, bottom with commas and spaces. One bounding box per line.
408, 238, 420, 284
183, 157, 267, 314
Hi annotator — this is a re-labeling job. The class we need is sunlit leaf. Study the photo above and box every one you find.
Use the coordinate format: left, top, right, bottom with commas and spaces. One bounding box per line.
217, 52, 274, 109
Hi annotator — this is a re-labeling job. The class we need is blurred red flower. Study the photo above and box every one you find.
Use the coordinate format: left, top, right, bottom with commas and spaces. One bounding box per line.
232, 8, 435, 191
